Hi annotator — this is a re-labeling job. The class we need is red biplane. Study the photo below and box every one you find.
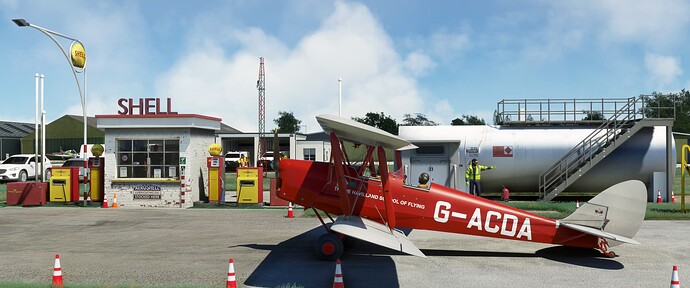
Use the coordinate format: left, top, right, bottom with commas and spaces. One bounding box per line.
275, 115, 646, 260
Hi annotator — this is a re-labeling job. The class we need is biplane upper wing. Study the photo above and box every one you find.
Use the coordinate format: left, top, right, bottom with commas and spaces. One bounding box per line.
316, 114, 425, 258
330, 215, 426, 258
316, 114, 417, 151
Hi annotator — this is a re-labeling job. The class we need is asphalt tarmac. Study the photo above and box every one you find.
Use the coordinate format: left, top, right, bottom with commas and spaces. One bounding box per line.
0, 207, 687, 287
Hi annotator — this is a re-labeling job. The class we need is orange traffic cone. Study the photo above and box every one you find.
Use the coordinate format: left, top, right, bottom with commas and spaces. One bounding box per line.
226, 258, 237, 288
670, 265, 680, 288
672, 191, 676, 203
287, 202, 294, 218
111, 193, 119, 208
102, 193, 108, 208
576, 200, 580, 209
333, 259, 344, 288
52, 254, 63, 288
657, 189, 662, 203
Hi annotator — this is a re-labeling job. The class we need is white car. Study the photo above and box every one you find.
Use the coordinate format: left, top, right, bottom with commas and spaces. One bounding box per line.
0, 154, 52, 182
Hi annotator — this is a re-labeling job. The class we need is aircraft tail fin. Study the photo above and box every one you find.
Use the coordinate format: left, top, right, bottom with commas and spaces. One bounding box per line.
560, 180, 647, 246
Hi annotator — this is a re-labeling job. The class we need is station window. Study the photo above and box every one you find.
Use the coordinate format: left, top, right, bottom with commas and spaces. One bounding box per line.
303, 148, 316, 161
117, 139, 180, 178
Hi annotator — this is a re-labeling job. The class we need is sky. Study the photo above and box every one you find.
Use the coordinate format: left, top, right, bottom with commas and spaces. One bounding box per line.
1, 0, 690, 133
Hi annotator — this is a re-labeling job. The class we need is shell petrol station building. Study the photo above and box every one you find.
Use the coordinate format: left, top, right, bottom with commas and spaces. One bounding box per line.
6, 95, 327, 208
90, 97, 315, 208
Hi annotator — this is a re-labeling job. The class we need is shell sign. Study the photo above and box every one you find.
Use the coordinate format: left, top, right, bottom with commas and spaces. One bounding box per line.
91, 144, 104, 157
208, 143, 222, 156
70, 41, 87, 69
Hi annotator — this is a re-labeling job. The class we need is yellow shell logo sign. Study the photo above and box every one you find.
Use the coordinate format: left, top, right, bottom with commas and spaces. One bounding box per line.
208, 143, 222, 156
70, 42, 87, 69
91, 144, 104, 157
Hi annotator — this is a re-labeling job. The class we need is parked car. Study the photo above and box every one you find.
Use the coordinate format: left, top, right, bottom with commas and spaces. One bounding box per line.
256, 151, 285, 171
61, 158, 88, 179
224, 151, 248, 172
0, 154, 52, 182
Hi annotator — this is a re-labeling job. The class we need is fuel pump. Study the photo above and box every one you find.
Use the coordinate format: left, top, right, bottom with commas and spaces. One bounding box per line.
88, 144, 105, 201
207, 143, 225, 203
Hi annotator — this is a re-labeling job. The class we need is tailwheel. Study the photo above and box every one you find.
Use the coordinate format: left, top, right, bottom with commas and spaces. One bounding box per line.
595, 238, 617, 258
314, 233, 344, 261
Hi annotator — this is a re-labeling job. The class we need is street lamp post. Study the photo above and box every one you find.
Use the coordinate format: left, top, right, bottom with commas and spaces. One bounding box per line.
13, 18, 87, 188
338, 78, 342, 117
12, 18, 88, 159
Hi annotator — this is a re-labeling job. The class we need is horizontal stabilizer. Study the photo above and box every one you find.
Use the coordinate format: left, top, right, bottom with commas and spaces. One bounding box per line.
561, 180, 646, 247
330, 215, 426, 258
560, 222, 640, 245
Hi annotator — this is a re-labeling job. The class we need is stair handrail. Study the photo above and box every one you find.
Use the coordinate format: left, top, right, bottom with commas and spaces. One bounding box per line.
539, 96, 643, 197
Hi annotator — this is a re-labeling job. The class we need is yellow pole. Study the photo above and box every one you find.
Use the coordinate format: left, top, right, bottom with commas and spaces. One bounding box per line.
682, 144, 689, 213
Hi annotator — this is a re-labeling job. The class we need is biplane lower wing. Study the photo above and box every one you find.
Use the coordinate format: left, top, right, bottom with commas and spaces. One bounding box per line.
330, 215, 427, 258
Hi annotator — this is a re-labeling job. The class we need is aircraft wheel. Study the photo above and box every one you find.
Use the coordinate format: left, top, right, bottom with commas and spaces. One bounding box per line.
314, 233, 343, 261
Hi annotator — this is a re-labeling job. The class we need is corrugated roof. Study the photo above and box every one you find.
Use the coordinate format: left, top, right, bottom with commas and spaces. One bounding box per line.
65, 115, 99, 128
0, 121, 35, 138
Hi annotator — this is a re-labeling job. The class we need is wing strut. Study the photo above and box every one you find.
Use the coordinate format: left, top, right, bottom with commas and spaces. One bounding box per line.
377, 145, 396, 231
329, 132, 353, 216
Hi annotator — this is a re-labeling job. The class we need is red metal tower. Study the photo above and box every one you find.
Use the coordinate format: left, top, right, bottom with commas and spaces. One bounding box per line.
257, 57, 266, 164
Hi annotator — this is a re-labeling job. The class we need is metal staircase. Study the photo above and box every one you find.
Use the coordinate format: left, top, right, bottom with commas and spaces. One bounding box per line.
536, 96, 673, 201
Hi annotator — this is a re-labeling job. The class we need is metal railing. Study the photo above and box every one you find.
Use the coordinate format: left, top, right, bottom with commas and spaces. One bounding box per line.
536, 95, 675, 199
496, 98, 642, 124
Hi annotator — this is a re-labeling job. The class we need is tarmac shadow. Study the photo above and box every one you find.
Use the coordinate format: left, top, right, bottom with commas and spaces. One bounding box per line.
242, 226, 401, 288
535, 246, 624, 270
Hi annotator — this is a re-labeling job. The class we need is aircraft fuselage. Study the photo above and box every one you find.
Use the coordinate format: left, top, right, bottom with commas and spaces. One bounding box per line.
277, 159, 598, 248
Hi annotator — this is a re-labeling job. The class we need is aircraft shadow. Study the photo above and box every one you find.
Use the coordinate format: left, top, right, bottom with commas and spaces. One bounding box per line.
242, 226, 401, 288
240, 229, 621, 287
420, 246, 623, 270
535, 246, 624, 270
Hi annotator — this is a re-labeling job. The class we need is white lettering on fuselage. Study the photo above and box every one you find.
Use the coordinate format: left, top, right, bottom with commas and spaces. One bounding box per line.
345, 187, 426, 210
434, 202, 532, 241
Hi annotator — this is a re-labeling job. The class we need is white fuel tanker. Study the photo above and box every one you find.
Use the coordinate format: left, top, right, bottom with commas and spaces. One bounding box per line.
399, 124, 674, 194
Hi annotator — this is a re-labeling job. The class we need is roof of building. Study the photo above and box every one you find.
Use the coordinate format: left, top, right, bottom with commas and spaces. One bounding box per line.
0, 121, 35, 138
65, 115, 100, 128
219, 123, 241, 134
305, 131, 329, 141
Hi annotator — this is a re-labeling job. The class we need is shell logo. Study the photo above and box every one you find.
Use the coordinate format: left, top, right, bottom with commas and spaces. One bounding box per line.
91, 144, 104, 157
70, 41, 87, 69
208, 143, 222, 156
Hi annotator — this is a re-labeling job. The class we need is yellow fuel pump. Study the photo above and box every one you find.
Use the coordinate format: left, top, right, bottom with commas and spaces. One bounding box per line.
236, 167, 263, 204
681, 144, 689, 213
207, 143, 225, 203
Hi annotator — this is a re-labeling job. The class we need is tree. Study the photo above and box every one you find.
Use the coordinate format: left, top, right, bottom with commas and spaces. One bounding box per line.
451, 114, 486, 125
352, 112, 399, 135
274, 111, 302, 133
642, 90, 690, 134
582, 110, 604, 121
402, 113, 438, 126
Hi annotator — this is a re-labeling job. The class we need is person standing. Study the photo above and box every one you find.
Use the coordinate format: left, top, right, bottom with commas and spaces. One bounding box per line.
465, 158, 495, 197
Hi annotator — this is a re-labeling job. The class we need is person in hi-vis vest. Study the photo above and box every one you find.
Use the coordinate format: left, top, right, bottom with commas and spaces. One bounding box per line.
465, 158, 494, 197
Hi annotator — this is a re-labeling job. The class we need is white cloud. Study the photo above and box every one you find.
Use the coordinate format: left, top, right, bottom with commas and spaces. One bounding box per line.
644, 53, 682, 87
404, 51, 436, 77
430, 29, 471, 57
545, 0, 690, 48
155, 1, 448, 132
